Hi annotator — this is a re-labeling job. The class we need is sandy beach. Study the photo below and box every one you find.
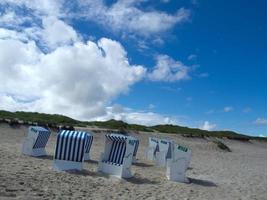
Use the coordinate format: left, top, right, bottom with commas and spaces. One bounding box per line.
0, 123, 267, 200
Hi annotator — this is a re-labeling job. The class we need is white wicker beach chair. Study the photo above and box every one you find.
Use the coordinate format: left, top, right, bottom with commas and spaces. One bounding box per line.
98, 134, 135, 178
53, 130, 93, 171
22, 126, 51, 157
146, 137, 160, 161
155, 138, 175, 167
166, 144, 191, 183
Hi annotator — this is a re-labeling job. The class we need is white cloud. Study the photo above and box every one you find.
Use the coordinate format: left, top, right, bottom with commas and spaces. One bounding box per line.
148, 55, 191, 82
75, 0, 190, 36
258, 134, 266, 137
0, 0, 193, 122
224, 106, 234, 113
199, 121, 217, 131
92, 106, 178, 126
254, 118, 267, 125
0, 36, 146, 120
41, 17, 79, 49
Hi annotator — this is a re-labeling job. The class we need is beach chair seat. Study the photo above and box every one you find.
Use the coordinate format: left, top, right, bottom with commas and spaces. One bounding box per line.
22, 126, 51, 157
98, 134, 135, 178
146, 137, 160, 161
155, 139, 174, 167
166, 144, 191, 183
53, 130, 93, 171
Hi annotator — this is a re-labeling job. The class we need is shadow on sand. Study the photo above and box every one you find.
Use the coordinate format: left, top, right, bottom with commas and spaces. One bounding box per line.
85, 159, 98, 164
189, 178, 217, 187
66, 169, 109, 178
133, 162, 154, 167
125, 176, 159, 185
34, 155, 54, 160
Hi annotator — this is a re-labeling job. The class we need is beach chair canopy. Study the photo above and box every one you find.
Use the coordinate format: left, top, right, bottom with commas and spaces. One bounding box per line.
22, 126, 51, 157
30, 126, 51, 149
55, 130, 92, 163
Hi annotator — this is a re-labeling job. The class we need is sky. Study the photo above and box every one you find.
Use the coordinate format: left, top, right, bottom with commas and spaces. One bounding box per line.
0, 0, 267, 136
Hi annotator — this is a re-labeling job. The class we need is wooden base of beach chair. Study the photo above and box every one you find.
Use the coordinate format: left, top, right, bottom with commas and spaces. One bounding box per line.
22, 140, 47, 157
166, 158, 189, 183
132, 156, 137, 163
53, 159, 83, 171
155, 151, 167, 167
84, 153, 90, 161
98, 161, 132, 178
98, 152, 133, 178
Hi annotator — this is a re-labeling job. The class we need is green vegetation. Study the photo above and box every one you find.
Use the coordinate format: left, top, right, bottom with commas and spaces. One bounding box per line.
0, 110, 78, 126
151, 124, 251, 140
213, 140, 231, 152
0, 110, 266, 141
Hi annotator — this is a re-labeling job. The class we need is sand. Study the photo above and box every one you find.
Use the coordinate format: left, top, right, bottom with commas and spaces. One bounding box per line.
0, 123, 267, 200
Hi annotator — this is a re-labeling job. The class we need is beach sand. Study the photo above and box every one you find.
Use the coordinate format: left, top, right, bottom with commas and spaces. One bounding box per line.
0, 123, 266, 200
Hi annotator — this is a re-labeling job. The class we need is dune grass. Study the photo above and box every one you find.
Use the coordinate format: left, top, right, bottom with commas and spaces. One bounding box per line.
1, 110, 266, 141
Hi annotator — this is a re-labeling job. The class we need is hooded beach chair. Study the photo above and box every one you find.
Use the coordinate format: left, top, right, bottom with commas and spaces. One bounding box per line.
166, 144, 192, 183
132, 138, 139, 163
53, 130, 93, 171
22, 126, 51, 157
98, 134, 136, 178
155, 138, 175, 167
146, 137, 160, 161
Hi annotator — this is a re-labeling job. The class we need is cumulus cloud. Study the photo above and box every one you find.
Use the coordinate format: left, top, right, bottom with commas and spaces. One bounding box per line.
0, 0, 193, 124
74, 0, 190, 36
254, 118, 267, 125
41, 17, 79, 49
0, 37, 146, 120
199, 121, 217, 131
148, 55, 191, 82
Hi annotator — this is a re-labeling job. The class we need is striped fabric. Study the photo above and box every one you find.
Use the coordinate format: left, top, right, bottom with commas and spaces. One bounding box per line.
104, 134, 128, 165
31, 126, 51, 149
55, 130, 91, 162
133, 140, 139, 157
85, 135, 93, 153
106, 134, 128, 142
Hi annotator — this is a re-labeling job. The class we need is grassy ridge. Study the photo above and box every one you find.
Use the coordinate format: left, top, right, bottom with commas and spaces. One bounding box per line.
0, 110, 266, 141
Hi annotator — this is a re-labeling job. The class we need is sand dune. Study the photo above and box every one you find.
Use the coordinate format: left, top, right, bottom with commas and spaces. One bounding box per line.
0, 123, 266, 200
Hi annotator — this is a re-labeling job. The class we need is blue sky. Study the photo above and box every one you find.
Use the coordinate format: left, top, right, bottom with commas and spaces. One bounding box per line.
0, 0, 267, 136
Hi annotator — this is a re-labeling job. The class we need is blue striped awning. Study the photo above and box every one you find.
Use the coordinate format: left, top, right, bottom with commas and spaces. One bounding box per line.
106, 134, 128, 142
55, 130, 92, 162
31, 126, 51, 149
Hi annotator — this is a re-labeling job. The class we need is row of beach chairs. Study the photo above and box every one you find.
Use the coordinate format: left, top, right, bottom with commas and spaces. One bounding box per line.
21, 126, 191, 182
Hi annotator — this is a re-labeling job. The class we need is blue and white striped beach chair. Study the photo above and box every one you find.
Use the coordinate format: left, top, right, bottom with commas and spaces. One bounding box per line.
155, 138, 175, 167
22, 126, 51, 157
53, 130, 93, 171
166, 144, 191, 183
98, 134, 135, 178
146, 137, 160, 161
132, 138, 139, 163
